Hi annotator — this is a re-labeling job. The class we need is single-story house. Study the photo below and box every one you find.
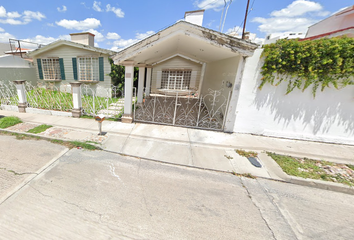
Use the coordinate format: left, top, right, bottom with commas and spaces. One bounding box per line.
111, 10, 258, 131
28, 32, 116, 96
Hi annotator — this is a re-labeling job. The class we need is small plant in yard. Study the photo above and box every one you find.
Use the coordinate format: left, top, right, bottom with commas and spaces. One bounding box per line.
224, 155, 233, 160
0, 116, 22, 128
267, 152, 354, 186
27, 124, 52, 134
235, 149, 258, 158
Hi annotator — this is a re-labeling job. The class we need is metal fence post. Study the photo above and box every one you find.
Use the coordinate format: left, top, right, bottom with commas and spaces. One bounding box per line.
13, 80, 27, 113
70, 82, 82, 118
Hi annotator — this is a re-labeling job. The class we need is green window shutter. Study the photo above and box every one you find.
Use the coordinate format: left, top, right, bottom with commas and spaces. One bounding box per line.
72, 58, 78, 80
37, 58, 43, 80
59, 58, 65, 80
99, 57, 104, 81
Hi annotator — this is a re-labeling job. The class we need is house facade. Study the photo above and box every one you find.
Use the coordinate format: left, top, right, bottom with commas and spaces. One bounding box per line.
28, 33, 116, 96
111, 17, 258, 131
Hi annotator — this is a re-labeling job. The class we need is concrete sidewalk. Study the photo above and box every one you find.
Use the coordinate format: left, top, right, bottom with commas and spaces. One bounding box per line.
1, 109, 354, 193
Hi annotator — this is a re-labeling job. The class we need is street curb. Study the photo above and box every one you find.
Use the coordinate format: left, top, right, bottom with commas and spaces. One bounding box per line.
258, 152, 354, 196
1, 127, 354, 196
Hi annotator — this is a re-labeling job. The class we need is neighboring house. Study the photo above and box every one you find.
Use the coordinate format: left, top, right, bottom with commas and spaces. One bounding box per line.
28, 33, 116, 96
0, 42, 11, 55
263, 32, 305, 45
303, 5, 354, 40
111, 10, 258, 130
0, 55, 37, 85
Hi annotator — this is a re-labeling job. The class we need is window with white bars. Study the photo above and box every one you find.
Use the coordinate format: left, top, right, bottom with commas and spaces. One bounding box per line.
161, 70, 191, 90
42, 58, 61, 80
78, 57, 99, 81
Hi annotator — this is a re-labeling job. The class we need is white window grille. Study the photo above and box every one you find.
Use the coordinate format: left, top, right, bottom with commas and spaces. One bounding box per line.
161, 69, 191, 90
42, 58, 61, 80
78, 57, 99, 81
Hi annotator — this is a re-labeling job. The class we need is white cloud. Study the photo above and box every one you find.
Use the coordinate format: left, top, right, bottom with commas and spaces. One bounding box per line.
0, 6, 45, 25
106, 4, 124, 18
106, 32, 121, 40
56, 18, 101, 30
57, 5, 67, 13
0, 27, 4, 32
195, 0, 229, 11
94, 42, 99, 47
0, 19, 24, 25
0, 6, 6, 17
86, 29, 104, 42
111, 31, 155, 51
0, 32, 15, 43
23, 11, 46, 22
93, 1, 103, 12
252, 0, 330, 35
23, 35, 57, 45
136, 31, 155, 40
253, 17, 315, 34
271, 0, 323, 17
7, 11, 21, 18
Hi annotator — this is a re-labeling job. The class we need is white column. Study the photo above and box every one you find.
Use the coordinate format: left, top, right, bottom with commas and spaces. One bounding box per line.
145, 66, 152, 97
70, 82, 82, 118
13, 80, 27, 113
224, 56, 246, 132
137, 64, 146, 104
122, 61, 135, 123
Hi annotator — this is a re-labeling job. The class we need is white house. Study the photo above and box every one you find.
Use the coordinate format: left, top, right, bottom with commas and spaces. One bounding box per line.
111, 13, 258, 130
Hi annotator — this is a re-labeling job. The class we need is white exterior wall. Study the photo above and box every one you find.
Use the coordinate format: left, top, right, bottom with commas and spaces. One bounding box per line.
234, 49, 354, 145
32, 45, 112, 91
202, 56, 240, 95
151, 56, 202, 92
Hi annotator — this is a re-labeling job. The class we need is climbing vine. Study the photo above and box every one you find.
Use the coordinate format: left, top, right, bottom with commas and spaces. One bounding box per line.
260, 37, 354, 96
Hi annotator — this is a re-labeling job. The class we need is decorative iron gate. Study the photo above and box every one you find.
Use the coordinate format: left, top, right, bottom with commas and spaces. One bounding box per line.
134, 89, 231, 131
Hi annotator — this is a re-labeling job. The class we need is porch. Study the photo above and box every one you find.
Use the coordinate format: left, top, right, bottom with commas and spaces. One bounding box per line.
111, 21, 258, 131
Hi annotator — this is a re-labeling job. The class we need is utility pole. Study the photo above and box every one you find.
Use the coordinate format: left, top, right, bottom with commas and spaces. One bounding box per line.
242, 0, 250, 39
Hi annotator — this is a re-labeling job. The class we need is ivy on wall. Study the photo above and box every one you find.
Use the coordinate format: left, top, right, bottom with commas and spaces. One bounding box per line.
260, 37, 354, 96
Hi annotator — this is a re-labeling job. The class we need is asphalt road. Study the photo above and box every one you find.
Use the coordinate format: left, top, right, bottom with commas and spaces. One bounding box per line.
0, 136, 354, 239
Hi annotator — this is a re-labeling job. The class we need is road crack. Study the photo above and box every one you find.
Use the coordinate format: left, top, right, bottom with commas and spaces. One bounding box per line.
0, 167, 37, 176
240, 177, 278, 240
29, 185, 103, 223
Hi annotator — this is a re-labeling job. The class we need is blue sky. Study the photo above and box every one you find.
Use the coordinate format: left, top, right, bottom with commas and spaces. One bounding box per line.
0, 0, 353, 51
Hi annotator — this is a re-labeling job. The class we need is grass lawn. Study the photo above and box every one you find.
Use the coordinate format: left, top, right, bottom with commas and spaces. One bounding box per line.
0, 116, 22, 129
27, 124, 53, 134
267, 152, 354, 186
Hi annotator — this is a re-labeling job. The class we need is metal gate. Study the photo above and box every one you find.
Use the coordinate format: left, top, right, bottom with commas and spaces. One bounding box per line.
134, 89, 231, 131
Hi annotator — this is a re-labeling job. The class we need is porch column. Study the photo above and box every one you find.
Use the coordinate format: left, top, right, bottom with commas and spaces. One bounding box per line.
137, 64, 146, 104
224, 56, 246, 132
145, 65, 152, 97
122, 61, 135, 123
13, 80, 27, 113
70, 82, 82, 118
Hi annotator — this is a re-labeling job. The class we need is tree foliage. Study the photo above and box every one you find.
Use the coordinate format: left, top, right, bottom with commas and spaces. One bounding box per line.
109, 58, 125, 91
109, 58, 139, 91
260, 37, 354, 97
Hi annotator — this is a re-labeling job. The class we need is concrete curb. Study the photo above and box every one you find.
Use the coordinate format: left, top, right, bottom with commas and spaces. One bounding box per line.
2, 126, 354, 196
258, 152, 354, 196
